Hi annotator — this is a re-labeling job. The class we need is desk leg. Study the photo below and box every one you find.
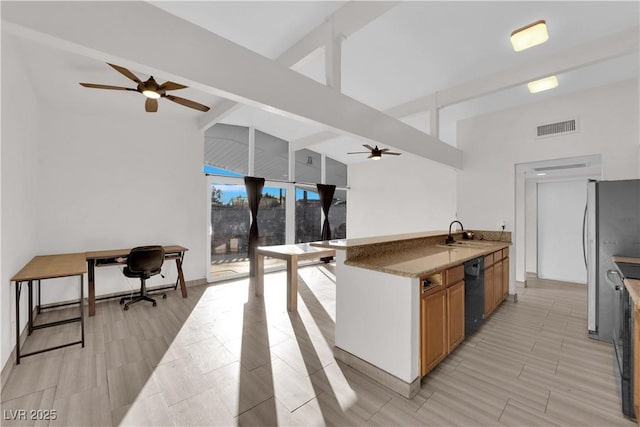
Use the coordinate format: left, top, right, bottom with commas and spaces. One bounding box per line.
255, 254, 264, 297
175, 257, 188, 298
88, 259, 95, 317
287, 256, 298, 312
80, 275, 85, 348
37, 280, 41, 314
15, 282, 21, 365
28, 280, 33, 336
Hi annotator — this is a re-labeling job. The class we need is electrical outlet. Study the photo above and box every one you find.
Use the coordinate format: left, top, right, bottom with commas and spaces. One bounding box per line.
497, 220, 506, 230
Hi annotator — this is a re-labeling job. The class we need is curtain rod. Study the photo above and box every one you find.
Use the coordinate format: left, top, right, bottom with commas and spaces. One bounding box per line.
204, 173, 350, 190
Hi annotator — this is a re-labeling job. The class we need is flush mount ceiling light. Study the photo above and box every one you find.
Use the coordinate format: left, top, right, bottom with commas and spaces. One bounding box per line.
528, 75, 558, 93
510, 19, 549, 52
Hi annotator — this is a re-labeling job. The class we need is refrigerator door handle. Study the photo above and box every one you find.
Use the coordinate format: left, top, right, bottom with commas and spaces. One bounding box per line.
582, 203, 588, 269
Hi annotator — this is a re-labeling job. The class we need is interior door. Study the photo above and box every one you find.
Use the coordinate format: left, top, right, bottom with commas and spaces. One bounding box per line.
537, 180, 588, 283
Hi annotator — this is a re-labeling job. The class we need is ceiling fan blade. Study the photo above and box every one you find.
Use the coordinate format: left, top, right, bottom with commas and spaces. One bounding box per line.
165, 95, 210, 112
363, 144, 375, 151
380, 148, 390, 152
107, 63, 143, 84
347, 151, 370, 154
145, 98, 158, 113
160, 81, 187, 91
79, 83, 136, 91
384, 152, 402, 155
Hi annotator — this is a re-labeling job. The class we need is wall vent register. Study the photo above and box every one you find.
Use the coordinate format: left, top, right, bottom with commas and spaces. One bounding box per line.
536, 119, 577, 138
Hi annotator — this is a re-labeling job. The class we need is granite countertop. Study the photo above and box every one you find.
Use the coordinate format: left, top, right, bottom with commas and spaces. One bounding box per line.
613, 256, 640, 310
311, 230, 448, 250
345, 241, 509, 278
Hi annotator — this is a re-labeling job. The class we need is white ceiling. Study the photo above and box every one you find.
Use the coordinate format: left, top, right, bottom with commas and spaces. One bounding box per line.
4, 1, 639, 165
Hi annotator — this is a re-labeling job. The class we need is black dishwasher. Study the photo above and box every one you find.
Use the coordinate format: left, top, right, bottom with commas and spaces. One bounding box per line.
464, 256, 485, 336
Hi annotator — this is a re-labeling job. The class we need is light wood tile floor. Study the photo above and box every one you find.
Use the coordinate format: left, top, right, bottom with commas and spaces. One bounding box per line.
1, 266, 636, 426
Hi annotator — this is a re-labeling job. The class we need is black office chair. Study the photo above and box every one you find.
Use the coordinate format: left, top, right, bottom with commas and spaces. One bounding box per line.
120, 245, 166, 311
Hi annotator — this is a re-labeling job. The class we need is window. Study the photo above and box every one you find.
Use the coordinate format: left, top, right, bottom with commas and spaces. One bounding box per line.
330, 189, 347, 239
205, 125, 349, 281
204, 124, 249, 175
254, 130, 289, 181
209, 178, 288, 279
295, 186, 320, 243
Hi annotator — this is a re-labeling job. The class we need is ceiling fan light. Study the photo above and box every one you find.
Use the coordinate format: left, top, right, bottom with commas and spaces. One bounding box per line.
371, 154, 382, 160
142, 89, 161, 99
510, 20, 548, 52
527, 75, 558, 93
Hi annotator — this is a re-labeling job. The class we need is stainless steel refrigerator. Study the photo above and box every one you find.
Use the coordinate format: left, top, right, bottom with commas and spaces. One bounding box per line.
585, 179, 640, 343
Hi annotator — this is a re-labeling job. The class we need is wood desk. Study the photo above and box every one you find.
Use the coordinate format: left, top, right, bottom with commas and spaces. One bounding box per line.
255, 243, 336, 311
86, 245, 188, 316
11, 253, 86, 364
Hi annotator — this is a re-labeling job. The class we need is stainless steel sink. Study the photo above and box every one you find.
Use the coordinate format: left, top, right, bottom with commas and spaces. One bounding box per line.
436, 240, 497, 249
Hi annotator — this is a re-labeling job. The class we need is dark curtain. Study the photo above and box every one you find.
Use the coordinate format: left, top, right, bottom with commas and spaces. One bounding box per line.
245, 176, 265, 276
317, 184, 336, 262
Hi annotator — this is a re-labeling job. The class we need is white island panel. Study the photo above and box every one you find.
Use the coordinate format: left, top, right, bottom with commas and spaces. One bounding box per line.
335, 251, 420, 383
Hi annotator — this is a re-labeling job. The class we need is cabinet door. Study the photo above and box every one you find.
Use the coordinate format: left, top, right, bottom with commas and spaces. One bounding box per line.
494, 260, 503, 307
502, 257, 510, 299
448, 281, 465, 352
634, 309, 639, 419
484, 264, 494, 317
421, 289, 448, 376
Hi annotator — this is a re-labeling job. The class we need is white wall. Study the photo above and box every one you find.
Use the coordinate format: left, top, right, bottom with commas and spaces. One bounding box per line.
34, 109, 207, 303
1, 38, 208, 371
347, 154, 457, 238
457, 78, 640, 292
537, 180, 588, 284
1, 34, 41, 369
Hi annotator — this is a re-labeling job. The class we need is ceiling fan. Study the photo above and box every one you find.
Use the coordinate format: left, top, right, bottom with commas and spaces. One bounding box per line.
347, 144, 401, 160
79, 63, 210, 113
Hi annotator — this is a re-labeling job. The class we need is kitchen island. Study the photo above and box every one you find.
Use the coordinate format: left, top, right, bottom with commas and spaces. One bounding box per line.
313, 229, 511, 398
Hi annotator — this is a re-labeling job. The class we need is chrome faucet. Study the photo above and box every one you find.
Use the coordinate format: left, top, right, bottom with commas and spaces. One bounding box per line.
446, 220, 464, 244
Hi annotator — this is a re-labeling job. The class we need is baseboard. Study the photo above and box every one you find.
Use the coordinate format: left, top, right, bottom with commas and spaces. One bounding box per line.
333, 346, 421, 399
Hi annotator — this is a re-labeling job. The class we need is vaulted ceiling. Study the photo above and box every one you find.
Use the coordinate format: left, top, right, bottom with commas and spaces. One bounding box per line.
3, 1, 638, 166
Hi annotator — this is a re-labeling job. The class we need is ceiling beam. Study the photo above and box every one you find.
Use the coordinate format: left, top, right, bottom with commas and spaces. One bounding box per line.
292, 26, 639, 150
2, 1, 462, 169
438, 26, 639, 107
278, 1, 398, 68
198, 1, 398, 130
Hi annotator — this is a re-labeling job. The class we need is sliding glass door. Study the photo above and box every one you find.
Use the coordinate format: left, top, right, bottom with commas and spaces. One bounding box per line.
207, 176, 289, 281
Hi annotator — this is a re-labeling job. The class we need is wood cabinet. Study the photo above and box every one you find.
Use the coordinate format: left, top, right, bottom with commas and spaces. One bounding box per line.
484, 249, 510, 317
484, 263, 494, 317
421, 248, 509, 377
420, 265, 465, 376
447, 281, 465, 351
421, 288, 448, 375
494, 260, 503, 307
634, 306, 639, 424
502, 257, 510, 299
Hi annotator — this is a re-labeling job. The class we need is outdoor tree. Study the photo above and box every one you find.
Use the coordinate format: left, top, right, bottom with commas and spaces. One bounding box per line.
211, 186, 224, 205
